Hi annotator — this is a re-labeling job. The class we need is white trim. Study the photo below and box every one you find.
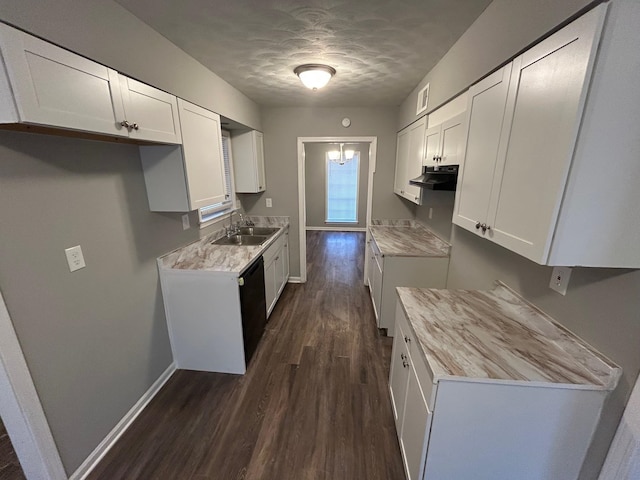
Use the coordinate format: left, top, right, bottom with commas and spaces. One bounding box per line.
306, 226, 366, 232
297, 136, 377, 284
287, 276, 303, 284
69, 363, 177, 480
0, 290, 67, 480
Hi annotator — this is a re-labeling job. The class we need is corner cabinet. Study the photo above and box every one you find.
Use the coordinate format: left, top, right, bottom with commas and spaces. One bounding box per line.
140, 99, 226, 211
0, 23, 182, 144
232, 130, 266, 193
394, 117, 425, 205
453, 5, 634, 267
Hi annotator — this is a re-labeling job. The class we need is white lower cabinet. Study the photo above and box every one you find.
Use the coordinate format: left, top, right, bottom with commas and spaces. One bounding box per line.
368, 236, 448, 335
264, 228, 289, 317
391, 298, 611, 480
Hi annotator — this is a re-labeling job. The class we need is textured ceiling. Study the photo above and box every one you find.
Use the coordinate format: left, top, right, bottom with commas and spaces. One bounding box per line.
115, 0, 492, 107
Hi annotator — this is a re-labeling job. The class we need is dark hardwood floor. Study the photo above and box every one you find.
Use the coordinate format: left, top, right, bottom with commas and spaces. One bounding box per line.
89, 231, 405, 480
0, 418, 25, 480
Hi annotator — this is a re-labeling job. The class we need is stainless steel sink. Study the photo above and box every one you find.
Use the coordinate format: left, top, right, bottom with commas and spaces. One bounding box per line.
212, 235, 267, 246
237, 226, 279, 236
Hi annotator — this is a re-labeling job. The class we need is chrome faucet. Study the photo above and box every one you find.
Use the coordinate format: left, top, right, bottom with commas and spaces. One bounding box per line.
227, 210, 239, 237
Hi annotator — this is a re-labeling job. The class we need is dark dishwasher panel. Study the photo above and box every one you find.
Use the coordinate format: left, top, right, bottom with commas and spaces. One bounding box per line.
239, 256, 267, 365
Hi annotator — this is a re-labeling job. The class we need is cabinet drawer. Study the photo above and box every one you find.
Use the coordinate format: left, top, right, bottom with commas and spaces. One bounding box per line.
395, 302, 437, 410
263, 232, 284, 266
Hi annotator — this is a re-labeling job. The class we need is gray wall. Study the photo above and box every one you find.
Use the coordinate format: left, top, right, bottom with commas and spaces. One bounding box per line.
304, 142, 369, 229
0, 0, 261, 130
409, 1, 639, 478
398, 0, 598, 129
0, 131, 206, 474
242, 106, 415, 278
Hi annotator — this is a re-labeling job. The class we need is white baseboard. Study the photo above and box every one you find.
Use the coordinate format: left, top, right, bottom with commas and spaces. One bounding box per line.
69, 363, 177, 480
305, 226, 366, 232
287, 276, 303, 284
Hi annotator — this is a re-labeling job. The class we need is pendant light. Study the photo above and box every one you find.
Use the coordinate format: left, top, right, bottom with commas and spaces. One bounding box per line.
328, 143, 355, 165
294, 64, 336, 90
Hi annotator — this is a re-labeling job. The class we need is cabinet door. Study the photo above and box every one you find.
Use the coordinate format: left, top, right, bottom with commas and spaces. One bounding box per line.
389, 323, 410, 433
0, 24, 126, 137
264, 258, 277, 318
423, 125, 441, 166
486, 7, 605, 263
119, 75, 182, 144
178, 99, 227, 209
453, 65, 512, 233
404, 117, 426, 204
439, 113, 465, 166
394, 129, 410, 195
282, 232, 290, 282
274, 250, 285, 298
255, 131, 266, 192
400, 364, 432, 480
372, 255, 383, 325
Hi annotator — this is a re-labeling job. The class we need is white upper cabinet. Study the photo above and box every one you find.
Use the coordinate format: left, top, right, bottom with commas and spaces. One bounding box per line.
140, 99, 225, 212
0, 23, 126, 137
232, 130, 266, 193
118, 75, 182, 144
0, 23, 181, 144
424, 113, 465, 166
394, 116, 425, 205
454, 5, 615, 266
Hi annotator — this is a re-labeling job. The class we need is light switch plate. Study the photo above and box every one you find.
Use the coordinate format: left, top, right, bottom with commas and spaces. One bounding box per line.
266, 198, 273, 208
182, 214, 190, 230
65, 245, 86, 272
549, 266, 572, 295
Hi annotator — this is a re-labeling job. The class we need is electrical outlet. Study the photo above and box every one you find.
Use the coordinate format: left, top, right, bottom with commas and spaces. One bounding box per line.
549, 266, 572, 295
65, 245, 86, 272
428, 207, 433, 220
182, 214, 190, 230
266, 198, 273, 208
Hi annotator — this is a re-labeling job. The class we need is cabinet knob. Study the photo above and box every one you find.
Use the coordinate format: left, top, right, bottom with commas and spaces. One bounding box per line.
404, 335, 410, 343
120, 120, 130, 129
475, 222, 481, 230
433, 156, 436, 161
400, 353, 406, 360
402, 360, 409, 368
131, 123, 139, 131
481, 223, 490, 233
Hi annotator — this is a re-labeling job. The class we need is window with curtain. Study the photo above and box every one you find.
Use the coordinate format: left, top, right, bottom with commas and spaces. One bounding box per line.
325, 152, 360, 223
198, 130, 235, 225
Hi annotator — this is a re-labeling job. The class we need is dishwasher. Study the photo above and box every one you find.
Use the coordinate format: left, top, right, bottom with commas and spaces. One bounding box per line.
238, 255, 267, 365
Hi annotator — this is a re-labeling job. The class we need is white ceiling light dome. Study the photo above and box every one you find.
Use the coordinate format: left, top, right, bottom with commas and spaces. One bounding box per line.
294, 64, 336, 90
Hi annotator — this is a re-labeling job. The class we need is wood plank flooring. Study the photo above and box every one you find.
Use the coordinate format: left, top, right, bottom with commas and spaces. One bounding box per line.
89, 231, 405, 480
0, 419, 25, 480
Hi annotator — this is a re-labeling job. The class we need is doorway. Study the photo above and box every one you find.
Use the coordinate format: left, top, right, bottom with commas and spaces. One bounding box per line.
297, 136, 377, 283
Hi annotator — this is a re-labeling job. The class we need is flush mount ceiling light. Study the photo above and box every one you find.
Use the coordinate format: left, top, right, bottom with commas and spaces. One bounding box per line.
294, 64, 336, 90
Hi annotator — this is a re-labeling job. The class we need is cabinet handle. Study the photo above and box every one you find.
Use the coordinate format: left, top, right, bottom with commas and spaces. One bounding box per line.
404, 335, 410, 344
131, 123, 139, 131
475, 222, 481, 230
481, 223, 490, 233
400, 353, 406, 360
120, 120, 130, 129
402, 360, 410, 368
433, 156, 436, 161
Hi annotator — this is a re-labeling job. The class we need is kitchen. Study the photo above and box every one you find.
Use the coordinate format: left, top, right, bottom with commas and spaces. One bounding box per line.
0, 1, 639, 479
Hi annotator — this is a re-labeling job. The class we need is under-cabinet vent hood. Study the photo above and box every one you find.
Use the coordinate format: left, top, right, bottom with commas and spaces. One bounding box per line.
410, 165, 459, 190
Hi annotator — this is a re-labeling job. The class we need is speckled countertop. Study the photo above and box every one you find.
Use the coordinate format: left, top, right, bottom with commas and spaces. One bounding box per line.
396, 283, 621, 390
369, 220, 450, 257
159, 216, 289, 275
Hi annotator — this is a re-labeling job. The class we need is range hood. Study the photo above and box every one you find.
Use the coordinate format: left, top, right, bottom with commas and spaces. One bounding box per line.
410, 165, 459, 190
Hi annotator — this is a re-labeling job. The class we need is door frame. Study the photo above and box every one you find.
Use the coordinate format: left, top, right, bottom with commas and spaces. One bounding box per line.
297, 136, 377, 283
0, 290, 66, 479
